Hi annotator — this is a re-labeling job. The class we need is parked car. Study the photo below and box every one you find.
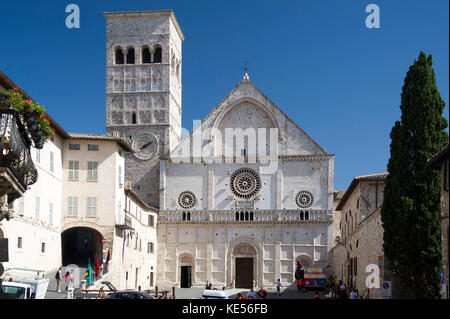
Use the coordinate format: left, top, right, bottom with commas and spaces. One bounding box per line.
201, 289, 229, 299
104, 291, 155, 299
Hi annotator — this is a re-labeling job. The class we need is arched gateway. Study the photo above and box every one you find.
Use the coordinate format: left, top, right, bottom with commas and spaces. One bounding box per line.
61, 227, 103, 267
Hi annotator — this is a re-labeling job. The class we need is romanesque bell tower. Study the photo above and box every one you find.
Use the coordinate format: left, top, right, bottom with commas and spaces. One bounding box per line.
104, 10, 183, 207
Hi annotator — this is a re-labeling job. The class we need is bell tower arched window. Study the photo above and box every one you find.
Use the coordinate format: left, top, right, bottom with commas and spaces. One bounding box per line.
126, 47, 135, 64
153, 47, 162, 63
142, 47, 151, 64
115, 48, 124, 65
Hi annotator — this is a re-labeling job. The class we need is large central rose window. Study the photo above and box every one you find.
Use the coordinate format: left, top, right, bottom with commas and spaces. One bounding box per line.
230, 168, 261, 199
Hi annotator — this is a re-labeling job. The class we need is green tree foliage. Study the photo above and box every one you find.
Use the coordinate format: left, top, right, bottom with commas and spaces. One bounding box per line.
381, 51, 448, 299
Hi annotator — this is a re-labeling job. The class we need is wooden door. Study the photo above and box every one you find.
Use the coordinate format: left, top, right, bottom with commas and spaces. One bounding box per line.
235, 258, 253, 288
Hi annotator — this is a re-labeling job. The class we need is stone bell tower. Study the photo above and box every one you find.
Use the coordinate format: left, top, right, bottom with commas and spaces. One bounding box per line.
104, 10, 184, 207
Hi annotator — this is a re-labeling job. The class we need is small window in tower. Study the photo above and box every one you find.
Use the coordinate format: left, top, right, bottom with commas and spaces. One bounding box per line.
153, 47, 162, 63
132, 112, 137, 124
126, 47, 135, 64
115, 48, 124, 65
142, 47, 151, 64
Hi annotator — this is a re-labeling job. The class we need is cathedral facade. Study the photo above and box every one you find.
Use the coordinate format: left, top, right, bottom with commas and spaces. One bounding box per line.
104, 10, 334, 289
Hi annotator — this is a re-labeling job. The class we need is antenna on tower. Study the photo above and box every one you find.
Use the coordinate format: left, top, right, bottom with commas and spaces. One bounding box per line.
242, 60, 250, 81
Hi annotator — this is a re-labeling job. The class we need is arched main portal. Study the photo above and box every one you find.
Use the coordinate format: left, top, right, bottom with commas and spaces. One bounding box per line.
61, 227, 103, 267
228, 240, 261, 289
178, 253, 193, 288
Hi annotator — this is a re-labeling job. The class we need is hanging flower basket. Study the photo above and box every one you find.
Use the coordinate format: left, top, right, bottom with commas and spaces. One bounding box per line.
0, 89, 54, 149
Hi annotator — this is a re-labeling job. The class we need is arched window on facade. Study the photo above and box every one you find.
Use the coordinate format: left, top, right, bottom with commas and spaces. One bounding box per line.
235, 212, 239, 221
115, 48, 124, 65
126, 47, 135, 64
153, 46, 162, 63
132, 112, 137, 124
142, 47, 151, 64
186, 212, 191, 221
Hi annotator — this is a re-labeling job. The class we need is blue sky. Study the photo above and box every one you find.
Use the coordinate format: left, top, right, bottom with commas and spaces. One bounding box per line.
0, 0, 448, 190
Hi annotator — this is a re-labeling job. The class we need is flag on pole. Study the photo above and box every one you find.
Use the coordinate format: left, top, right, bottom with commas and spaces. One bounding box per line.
85, 259, 94, 286
105, 248, 110, 273
95, 256, 100, 280
100, 254, 104, 274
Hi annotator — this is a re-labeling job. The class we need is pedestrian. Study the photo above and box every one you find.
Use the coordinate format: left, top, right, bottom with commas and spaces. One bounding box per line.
205, 281, 210, 289
339, 282, 347, 299
64, 271, 73, 292
55, 267, 62, 293
275, 279, 282, 295
247, 287, 257, 299
235, 292, 247, 299
208, 283, 212, 290
313, 291, 321, 299
258, 286, 267, 299
350, 289, 358, 299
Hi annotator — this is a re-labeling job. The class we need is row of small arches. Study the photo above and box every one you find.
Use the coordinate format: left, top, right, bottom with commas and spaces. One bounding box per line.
115, 46, 162, 65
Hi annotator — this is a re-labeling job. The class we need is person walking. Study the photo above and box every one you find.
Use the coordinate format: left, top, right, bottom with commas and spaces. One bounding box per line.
313, 291, 321, 299
55, 267, 62, 293
275, 279, 282, 296
64, 271, 73, 292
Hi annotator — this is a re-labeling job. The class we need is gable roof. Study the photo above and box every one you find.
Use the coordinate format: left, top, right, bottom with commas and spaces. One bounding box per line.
165, 74, 328, 160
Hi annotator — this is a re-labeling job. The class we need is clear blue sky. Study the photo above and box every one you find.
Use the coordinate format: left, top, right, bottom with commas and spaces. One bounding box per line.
1, 0, 448, 190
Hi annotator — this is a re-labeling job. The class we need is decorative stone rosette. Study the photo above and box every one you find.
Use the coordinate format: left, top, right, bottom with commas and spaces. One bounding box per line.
295, 191, 314, 208
178, 191, 197, 209
230, 167, 261, 199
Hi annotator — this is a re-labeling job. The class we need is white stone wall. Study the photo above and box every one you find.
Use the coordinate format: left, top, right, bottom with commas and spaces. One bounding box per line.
3, 133, 64, 287
109, 196, 158, 290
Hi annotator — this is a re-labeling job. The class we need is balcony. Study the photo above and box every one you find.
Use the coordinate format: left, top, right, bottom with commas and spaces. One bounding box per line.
1, 96, 38, 207
159, 209, 333, 224
115, 213, 133, 230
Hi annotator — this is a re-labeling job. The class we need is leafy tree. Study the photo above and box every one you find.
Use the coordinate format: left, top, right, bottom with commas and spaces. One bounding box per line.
381, 51, 448, 299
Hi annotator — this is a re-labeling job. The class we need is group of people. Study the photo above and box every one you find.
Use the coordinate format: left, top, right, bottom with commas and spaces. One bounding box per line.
235, 286, 267, 299
55, 267, 74, 293
330, 280, 362, 299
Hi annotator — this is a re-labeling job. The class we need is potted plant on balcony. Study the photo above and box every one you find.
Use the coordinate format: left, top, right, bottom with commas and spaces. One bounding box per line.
0, 88, 54, 149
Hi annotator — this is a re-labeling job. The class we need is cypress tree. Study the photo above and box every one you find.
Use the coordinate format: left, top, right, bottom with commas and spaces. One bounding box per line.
381, 51, 448, 299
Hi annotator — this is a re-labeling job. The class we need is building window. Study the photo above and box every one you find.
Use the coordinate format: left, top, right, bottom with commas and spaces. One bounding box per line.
35, 197, 40, 220
153, 47, 162, 63
87, 197, 97, 217
68, 161, 79, 181
49, 202, 53, 226
88, 144, 99, 151
50, 151, 54, 172
115, 48, 124, 65
87, 161, 98, 181
148, 242, 154, 254
36, 149, 41, 164
118, 166, 122, 185
17, 197, 25, 216
69, 143, 80, 150
148, 215, 154, 227
41, 242, 46, 254
68, 196, 78, 216
142, 47, 151, 63
17, 237, 23, 249
132, 112, 137, 124
126, 47, 135, 64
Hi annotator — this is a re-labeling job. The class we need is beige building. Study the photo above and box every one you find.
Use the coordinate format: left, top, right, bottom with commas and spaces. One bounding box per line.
428, 144, 449, 299
331, 173, 387, 299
